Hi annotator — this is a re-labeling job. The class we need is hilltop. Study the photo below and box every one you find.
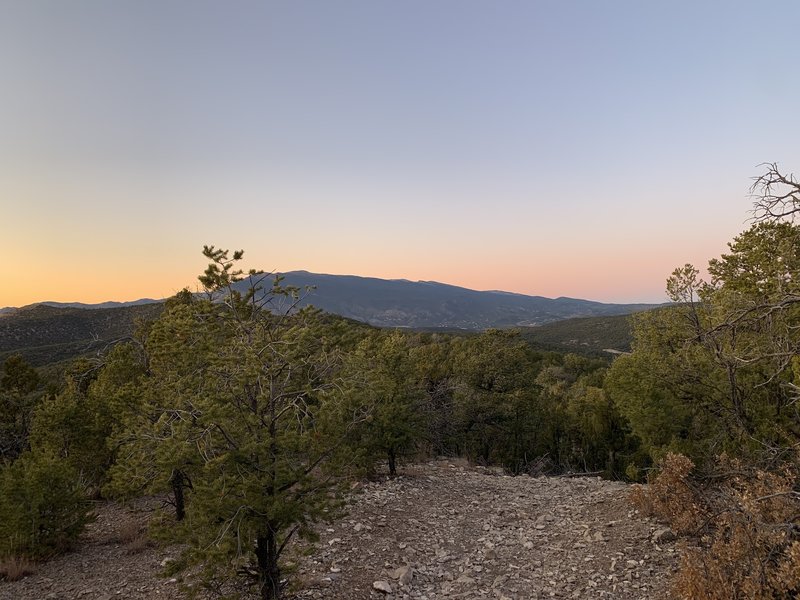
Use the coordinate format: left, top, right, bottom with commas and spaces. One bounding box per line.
0, 303, 163, 367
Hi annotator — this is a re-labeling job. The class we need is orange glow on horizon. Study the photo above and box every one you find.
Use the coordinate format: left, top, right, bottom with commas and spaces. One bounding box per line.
2, 231, 728, 308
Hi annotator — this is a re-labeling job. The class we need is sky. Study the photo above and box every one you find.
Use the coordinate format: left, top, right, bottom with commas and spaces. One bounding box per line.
2, 1, 799, 306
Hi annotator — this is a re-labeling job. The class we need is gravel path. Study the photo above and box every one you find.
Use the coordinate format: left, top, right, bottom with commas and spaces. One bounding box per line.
1, 461, 679, 600
292, 461, 679, 599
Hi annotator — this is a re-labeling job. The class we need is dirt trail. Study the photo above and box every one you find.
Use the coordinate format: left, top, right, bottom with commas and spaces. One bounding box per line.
293, 461, 678, 599
1, 461, 679, 600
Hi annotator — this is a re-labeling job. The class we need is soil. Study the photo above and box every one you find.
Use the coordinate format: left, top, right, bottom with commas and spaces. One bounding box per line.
1, 460, 680, 600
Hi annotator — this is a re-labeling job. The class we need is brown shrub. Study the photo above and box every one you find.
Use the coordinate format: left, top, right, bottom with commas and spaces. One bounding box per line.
673, 457, 800, 600
631, 453, 800, 599
630, 453, 707, 534
115, 519, 144, 544
0, 555, 36, 581
116, 519, 151, 554
123, 534, 151, 555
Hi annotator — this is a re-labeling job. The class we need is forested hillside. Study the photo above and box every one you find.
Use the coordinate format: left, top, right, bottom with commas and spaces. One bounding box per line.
0, 278, 650, 368
0, 304, 163, 367
519, 314, 633, 355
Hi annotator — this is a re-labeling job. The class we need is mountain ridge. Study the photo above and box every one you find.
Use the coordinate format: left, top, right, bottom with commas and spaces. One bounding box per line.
235, 271, 659, 329
0, 299, 161, 315
2, 271, 660, 330
0, 271, 661, 367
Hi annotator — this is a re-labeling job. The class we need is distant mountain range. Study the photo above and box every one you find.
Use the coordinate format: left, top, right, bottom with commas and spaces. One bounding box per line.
36, 299, 161, 310
233, 271, 658, 329
0, 299, 160, 315
1, 271, 661, 366
2, 271, 661, 330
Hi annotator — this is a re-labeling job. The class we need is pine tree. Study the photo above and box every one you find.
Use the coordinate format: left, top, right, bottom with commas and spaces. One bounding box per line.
114, 247, 365, 599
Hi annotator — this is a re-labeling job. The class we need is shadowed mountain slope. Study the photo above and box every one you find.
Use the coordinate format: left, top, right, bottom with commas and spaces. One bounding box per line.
247, 271, 657, 330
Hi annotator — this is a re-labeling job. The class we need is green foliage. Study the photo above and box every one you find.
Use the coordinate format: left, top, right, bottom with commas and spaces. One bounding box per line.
607, 222, 800, 466
106, 297, 226, 510
562, 379, 638, 475
342, 330, 427, 477
29, 380, 108, 487
112, 247, 363, 599
410, 334, 458, 457
449, 330, 542, 471
0, 355, 44, 462
26, 340, 146, 490
0, 451, 91, 558
604, 308, 711, 461
707, 221, 800, 299
533, 353, 641, 477
519, 314, 634, 356
1, 354, 40, 394
603, 168, 800, 598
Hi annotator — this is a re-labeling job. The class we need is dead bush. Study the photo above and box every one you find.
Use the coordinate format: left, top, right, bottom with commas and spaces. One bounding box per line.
115, 519, 144, 544
0, 555, 36, 581
630, 453, 707, 534
631, 453, 800, 599
673, 457, 800, 599
115, 519, 151, 554
123, 534, 151, 555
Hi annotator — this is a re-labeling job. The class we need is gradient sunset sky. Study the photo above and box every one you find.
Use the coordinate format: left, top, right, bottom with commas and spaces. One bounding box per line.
2, 1, 799, 307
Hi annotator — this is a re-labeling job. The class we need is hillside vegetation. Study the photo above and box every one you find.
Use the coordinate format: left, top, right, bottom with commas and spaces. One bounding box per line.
0, 304, 162, 367
0, 279, 650, 368
519, 313, 634, 356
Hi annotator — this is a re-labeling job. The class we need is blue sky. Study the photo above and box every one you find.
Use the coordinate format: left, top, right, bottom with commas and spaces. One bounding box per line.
2, 1, 799, 305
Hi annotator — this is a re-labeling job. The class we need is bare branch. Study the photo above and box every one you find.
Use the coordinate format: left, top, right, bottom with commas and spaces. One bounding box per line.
750, 162, 800, 222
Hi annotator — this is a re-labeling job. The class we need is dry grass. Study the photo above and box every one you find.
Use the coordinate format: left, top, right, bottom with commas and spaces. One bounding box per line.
115, 519, 144, 544
115, 519, 151, 554
0, 555, 36, 581
123, 534, 151, 555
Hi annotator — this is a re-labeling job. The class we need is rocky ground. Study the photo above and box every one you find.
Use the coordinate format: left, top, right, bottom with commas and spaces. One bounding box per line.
1, 460, 680, 600
0, 497, 180, 600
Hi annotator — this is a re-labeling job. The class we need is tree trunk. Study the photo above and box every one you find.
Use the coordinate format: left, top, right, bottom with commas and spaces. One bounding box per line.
258, 390, 281, 599
256, 531, 281, 600
170, 470, 186, 522
388, 447, 397, 479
